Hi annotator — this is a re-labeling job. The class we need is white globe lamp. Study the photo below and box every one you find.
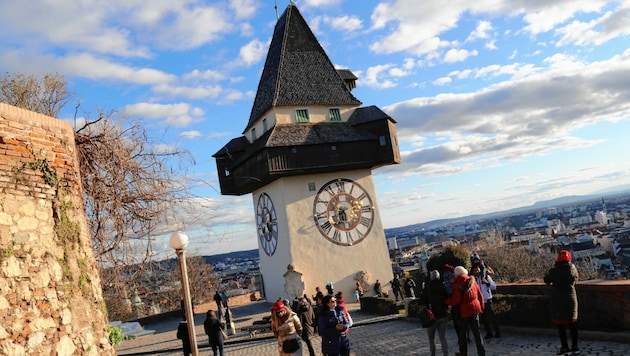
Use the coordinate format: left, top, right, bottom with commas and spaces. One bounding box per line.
169, 230, 197, 355
170, 231, 189, 250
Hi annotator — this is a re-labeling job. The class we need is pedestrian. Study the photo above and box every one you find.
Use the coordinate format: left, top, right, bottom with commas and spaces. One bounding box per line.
335, 291, 354, 330
353, 288, 360, 303
420, 270, 449, 356
314, 286, 324, 302
271, 300, 303, 355
470, 253, 487, 281
405, 276, 417, 298
443, 264, 459, 342
472, 266, 500, 339
326, 282, 334, 296
296, 296, 316, 356
203, 310, 226, 356
373, 279, 383, 297
355, 281, 364, 297
544, 250, 580, 355
214, 291, 223, 310
449, 266, 485, 356
220, 291, 229, 308
176, 320, 192, 356
318, 295, 351, 356
391, 275, 403, 301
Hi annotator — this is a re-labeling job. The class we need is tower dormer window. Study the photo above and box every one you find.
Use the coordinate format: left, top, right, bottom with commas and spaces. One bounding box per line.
296, 109, 310, 123
262, 118, 268, 131
329, 108, 341, 121
251, 128, 257, 141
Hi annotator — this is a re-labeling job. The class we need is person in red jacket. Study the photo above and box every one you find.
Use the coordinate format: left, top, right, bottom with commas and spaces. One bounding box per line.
449, 266, 486, 356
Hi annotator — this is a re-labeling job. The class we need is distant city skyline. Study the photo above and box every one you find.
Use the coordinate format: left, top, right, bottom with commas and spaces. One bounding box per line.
1, 1, 629, 256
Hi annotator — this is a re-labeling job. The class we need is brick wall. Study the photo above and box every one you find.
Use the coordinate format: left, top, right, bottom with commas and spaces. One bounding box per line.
0, 103, 114, 355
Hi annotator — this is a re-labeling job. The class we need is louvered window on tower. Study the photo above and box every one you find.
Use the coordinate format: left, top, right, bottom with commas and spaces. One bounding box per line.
296, 109, 310, 123
329, 108, 341, 121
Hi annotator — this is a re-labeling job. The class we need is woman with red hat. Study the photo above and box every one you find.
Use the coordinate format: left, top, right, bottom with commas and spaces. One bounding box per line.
271, 300, 303, 355
544, 250, 580, 355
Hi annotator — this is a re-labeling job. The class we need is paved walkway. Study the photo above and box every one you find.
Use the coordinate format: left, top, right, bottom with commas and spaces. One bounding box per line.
116, 300, 630, 356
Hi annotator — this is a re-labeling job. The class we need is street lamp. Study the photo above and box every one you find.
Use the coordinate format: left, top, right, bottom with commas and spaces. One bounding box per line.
170, 231, 198, 356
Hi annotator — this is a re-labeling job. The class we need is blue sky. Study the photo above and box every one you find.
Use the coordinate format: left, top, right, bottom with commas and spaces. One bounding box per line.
2, 0, 629, 257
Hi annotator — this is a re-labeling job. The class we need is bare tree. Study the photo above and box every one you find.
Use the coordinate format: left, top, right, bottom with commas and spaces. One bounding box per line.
184, 256, 218, 306
482, 246, 553, 283
0, 72, 71, 117
2, 72, 211, 319
74, 113, 193, 267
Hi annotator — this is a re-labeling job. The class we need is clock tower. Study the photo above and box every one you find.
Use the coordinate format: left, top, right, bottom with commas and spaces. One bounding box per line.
213, 3, 400, 301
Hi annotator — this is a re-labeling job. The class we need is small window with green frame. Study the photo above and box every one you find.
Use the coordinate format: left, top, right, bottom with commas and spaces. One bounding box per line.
329, 108, 342, 121
296, 109, 310, 123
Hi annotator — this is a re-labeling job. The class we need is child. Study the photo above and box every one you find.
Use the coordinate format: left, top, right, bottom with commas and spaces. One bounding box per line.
471, 253, 487, 281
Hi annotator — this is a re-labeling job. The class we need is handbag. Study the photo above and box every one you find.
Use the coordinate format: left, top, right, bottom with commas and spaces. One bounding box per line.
419, 306, 436, 328
282, 337, 300, 353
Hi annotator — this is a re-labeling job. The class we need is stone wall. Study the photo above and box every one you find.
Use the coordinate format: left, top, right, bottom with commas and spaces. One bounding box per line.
496, 282, 630, 331
0, 103, 115, 355
395, 281, 630, 332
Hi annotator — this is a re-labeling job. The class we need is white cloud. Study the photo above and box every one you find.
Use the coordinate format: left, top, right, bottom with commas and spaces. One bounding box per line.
319, 15, 363, 32
361, 64, 397, 89
239, 39, 267, 66
152, 83, 225, 100
123, 102, 205, 127
383, 47, 630, 176
183, 69, 226, 81
433, 77, 452, 86
555, 6, 630, 46
302, 0, 338, 7
521, 1, 609, 35
230, 0, 259, 19
180, 130, 204, 139
0, 0, 149, 57
389, 67, 410, 77
59, 54, 176, 84
443, 49, 478, 63
467, 20, 493, 42
0, 0, 240, 55
124, 102, 192, 118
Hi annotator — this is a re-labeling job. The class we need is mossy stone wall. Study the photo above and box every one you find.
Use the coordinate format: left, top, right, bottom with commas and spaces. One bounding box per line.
0, 103, 114, 355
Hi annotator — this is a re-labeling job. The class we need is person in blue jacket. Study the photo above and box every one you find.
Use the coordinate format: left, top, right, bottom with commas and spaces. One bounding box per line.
318, 295, 351, 356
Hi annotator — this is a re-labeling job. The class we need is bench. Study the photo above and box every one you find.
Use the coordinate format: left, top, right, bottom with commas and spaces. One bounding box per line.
111, 321, 157, 339
240, 323, 271, 338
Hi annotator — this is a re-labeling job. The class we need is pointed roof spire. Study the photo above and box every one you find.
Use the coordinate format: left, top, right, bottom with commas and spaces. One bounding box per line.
244, 3, 361, 133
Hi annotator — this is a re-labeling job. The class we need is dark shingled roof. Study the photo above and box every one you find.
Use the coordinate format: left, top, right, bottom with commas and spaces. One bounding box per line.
336, 69, 358, 81
348, 105, 397, 125
267, 123, 376, 146
215, 122, 376, 165
244, 3, 361, 133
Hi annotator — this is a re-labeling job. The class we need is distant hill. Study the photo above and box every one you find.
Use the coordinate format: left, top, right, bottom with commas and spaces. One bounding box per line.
202, 249, 258, 265
385, 186, 630, 235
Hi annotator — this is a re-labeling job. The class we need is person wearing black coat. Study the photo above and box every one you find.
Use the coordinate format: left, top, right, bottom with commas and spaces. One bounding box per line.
203, 310, 226, 356
544, 250, 579, 355
420, 270, 450, 356
297, 296, 316, 356
176, 320, 192, 356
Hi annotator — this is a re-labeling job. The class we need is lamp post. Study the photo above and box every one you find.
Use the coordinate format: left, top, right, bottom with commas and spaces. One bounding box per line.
170, 231, 198, 356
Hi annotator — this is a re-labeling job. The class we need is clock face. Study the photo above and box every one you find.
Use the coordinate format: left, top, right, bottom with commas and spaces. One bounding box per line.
257, 192, 278, 256
313, 178, 374, 246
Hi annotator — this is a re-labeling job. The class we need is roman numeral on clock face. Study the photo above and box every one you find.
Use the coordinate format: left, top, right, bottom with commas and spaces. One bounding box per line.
312, 178, 374, 246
